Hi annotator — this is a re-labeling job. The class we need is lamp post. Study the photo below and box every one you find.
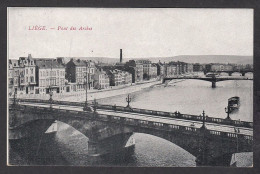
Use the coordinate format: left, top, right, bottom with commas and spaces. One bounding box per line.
225, 104, 231, 120
126, 94, 131, 108
92, 98, 98, 113
200, 110, 206, 129
49, 86, 53, 109
49, 60, 53, 109
83, 63, 88, 111
13, 90, 17, 106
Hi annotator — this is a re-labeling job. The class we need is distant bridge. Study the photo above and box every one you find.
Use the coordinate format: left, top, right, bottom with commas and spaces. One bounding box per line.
204, 70, 253, 76
162, 76, 252, 88
9, 99, 253, 166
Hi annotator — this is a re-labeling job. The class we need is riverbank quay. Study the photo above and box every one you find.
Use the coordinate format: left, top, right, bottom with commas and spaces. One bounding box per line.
14, 79, 161, 102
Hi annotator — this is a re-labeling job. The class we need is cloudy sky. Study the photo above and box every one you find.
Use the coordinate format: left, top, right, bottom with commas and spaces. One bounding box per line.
8, 8, 253, 59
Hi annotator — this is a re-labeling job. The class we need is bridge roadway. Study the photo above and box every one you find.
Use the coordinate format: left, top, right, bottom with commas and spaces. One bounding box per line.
18, 101, 253, 136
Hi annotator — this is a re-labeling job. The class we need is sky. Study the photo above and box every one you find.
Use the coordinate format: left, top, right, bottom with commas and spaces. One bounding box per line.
8, 8, 253, 59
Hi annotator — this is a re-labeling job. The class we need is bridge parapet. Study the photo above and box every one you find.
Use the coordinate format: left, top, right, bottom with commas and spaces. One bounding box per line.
10, 98, 253, 129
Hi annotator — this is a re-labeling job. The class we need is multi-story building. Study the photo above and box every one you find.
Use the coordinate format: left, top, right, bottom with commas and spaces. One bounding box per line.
193, 63, 203, 72
223, 64, 233, 71
19, 54, 37, 94
187, 63, 193, 73
66, 59, 87, 84
66, 59, 95, 91
180, 62, 188, 74
93, 66, 110, 89
106, 69, 123, 86
106, 69, 132, 86
8, 54, 37, 94
122, 71, 132, 84
125, 60, 144, 83
156, 61, 165, 77
86, 60, 95, 89
150, 63, 158, 79
35, 59, 66, 94
10, 59, 21, 93
137, 59, 151, 80
8, 60, 14, 94
167, 61, 184, 76
205, 64, 212, 72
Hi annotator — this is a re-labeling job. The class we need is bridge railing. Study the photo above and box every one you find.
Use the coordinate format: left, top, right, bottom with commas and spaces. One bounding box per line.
96, 103, 253, 128
10, 105, 253, 144
10, 98, 253, 129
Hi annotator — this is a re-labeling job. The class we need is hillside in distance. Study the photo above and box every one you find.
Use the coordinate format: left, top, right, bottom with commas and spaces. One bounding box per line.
139, 55, 253, 64
58, 57, 119, 64
58, 55, 253, 65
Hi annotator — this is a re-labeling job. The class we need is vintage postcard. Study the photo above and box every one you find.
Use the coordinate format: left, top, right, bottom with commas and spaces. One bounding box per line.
7, 8, 253, 167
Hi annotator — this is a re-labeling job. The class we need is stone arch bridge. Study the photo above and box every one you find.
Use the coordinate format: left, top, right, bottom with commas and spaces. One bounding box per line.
9, 103, 253, 166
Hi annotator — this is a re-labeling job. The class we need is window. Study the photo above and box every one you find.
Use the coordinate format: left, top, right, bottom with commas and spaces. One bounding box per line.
30, 76, 34, 82
57, 70, 59, 76
31, 68, 33, 74
26, 69, 28, 74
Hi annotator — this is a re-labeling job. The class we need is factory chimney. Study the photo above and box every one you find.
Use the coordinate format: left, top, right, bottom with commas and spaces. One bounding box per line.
120, 49, 122, 63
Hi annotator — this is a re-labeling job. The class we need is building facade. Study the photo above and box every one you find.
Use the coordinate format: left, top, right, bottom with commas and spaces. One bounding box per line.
19, 55, 37, 94
193, 63, 203, 72
35, 59, 66, 94
125, 60, 144, 83
94, 66, 110, 89
150, 63, 158, 79
138, 59, 151, 80
156, 61, 165, 77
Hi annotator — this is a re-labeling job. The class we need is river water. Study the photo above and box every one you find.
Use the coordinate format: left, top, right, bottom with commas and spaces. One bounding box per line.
9, 73, 253, 166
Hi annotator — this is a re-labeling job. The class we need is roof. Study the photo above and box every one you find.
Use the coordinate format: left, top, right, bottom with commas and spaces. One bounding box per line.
9, 59, 20, 68
68, 59, 87, 66
35, 60, 65, 69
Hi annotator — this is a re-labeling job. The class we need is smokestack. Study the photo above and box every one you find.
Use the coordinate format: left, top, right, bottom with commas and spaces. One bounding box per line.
120, 49, 122, 63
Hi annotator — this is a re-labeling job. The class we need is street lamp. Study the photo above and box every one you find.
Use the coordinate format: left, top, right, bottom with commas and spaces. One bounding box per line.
83, 63, 93, 112
49, 86, 53, 109
13, 90, 17, 106
92, 98, 98, 113
200, 110, 206, 129
225, 104, 231, 120
126, 94, 132, 108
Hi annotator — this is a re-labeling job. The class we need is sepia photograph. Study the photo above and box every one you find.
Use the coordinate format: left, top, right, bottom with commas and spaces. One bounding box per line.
7, 8, 253, 167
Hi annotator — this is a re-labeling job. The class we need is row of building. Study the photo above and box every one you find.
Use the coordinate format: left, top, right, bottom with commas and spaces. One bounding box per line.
8, 55, 134, 95
204, 63, 253, 72
8, 54, 253, 95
